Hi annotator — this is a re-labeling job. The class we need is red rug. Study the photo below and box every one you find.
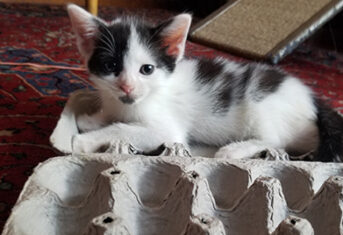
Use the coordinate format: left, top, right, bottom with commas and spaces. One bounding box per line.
0, 3, 342, 230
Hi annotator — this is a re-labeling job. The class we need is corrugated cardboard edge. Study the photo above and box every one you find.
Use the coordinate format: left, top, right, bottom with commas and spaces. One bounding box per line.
189, 0, 343, 64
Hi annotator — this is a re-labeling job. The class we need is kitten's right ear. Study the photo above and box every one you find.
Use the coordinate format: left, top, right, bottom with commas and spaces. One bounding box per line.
67, 4, 100, 59
156, 14, 192, 62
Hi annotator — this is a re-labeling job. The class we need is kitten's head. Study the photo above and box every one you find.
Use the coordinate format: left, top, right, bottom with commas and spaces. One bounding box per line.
67, 4, 191, 105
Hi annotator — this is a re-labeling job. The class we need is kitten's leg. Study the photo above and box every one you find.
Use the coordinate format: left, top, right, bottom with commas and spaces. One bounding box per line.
50, 110, 78, 153
190, 145, 219, 158
72, 122, 184, 153
76, 111, 107, 133
214, 140, 272, 159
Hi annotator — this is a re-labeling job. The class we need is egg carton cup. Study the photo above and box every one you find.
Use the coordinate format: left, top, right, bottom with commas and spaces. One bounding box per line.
2, 142, 343, 235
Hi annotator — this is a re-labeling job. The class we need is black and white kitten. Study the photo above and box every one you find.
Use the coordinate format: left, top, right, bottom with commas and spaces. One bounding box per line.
55, 4, 343, 161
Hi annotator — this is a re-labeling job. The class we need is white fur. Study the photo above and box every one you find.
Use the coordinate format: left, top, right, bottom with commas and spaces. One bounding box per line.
69, 6, 319, 158
74, 50, 319, 157
50, 110, 78, 153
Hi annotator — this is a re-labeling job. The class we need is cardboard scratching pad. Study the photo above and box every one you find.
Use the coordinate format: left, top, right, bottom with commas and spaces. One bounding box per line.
190, 0, 343, 63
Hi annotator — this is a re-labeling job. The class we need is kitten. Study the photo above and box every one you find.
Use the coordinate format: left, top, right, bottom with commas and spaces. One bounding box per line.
62, 4, 343, 161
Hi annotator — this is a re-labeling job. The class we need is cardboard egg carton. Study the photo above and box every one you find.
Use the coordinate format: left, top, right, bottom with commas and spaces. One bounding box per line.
2, 142, 343, 235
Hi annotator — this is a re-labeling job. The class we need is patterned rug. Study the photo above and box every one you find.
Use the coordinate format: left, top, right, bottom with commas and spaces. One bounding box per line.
0, 3, 342, 230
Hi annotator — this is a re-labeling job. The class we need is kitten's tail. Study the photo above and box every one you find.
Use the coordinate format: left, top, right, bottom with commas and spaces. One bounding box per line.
314, 98, 343, 162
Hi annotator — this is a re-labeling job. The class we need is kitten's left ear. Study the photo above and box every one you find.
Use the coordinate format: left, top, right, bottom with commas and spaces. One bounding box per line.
158, 14, 192, 62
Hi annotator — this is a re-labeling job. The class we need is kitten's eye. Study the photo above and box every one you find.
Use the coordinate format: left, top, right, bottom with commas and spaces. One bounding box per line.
139, 64, 155, 75
104, 62, 116, 73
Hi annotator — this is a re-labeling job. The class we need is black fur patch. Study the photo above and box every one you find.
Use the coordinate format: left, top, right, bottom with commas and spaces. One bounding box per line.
194, 60, 257, 113
214, 67, 254, 112
234, 65, 254, 101
195, 58, 224, 84
195, 58, 237, 113
214, 64, 254, 113
214, 73, 234, 112
314, 98, 343, 162
195, 62, 287, 113
254, 68, 285, 101
135, 21, 177, 73
88, 21, 130, 76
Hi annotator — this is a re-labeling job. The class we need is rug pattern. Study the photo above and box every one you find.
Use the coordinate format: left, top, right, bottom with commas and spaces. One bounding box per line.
0, 4, 342, 230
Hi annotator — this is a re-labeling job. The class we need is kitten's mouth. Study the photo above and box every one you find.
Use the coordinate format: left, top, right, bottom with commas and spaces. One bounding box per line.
119, 95, 135, 104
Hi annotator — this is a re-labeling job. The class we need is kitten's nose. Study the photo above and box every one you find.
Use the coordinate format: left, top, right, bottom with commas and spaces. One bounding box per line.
119, 84, 133, 95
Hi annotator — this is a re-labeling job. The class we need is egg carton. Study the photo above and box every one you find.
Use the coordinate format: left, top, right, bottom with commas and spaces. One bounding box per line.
2, 142, 343, 235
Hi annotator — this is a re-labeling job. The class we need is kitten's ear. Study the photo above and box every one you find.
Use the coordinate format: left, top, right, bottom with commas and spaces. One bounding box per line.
67, 4, 102, 58
157, 14, 192, 62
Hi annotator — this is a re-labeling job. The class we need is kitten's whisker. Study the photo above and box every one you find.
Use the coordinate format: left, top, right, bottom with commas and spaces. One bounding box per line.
102, 32, 115, 51
147, 28, 160, 45
102, 26, 116, 50
97, 36, 115, 54
98, 24, 116, 52
97, 48, 113, 54
96, 46, 115, 56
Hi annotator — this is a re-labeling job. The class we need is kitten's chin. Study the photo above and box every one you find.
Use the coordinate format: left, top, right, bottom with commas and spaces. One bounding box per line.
117, 92, 149, 105
119, 95, 136, 105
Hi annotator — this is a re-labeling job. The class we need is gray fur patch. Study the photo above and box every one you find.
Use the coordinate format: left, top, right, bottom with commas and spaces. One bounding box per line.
119, 96, 135, 104
195, 58, 225, 84
253, 68, 286, 101
214, 65, 253, 113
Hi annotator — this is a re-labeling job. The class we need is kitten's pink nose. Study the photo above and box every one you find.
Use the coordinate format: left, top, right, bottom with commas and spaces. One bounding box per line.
119, 84, 133, 95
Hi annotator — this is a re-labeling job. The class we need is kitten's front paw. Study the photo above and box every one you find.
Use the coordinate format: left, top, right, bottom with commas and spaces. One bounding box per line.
214, 144, 249, 159
214, 141, 267, 159
50, 113, 79, 153
76, 114, 104, 133
72, 134, 109, 153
